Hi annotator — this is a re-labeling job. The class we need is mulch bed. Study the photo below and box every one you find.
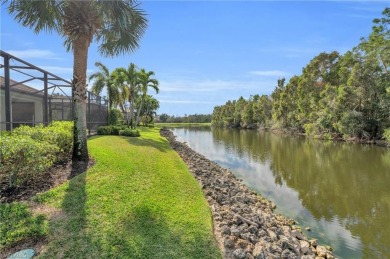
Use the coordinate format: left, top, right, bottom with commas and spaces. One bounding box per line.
0, 158, 94, 203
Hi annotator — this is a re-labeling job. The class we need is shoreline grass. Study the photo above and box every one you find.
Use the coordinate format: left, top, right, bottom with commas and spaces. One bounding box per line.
1, 128, 220, 258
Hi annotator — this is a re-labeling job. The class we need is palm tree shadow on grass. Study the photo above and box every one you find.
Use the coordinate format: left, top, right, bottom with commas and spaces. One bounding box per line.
102, 205, 220, 259
125, 136, 171, 153
39, 160, 102, 258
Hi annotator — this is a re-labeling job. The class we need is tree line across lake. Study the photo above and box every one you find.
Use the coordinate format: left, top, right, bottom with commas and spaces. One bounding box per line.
212, 8, 390, 142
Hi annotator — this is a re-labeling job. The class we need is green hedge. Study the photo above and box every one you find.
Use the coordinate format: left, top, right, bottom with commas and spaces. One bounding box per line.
119, 129, 140, 137
97, 125, 140, 137
0, 135, 58, 188
0, 121, 73, 188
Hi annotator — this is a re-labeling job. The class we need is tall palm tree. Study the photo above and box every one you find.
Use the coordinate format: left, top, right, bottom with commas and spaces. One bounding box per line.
113, 63, 139, 128
89, 62, 119, 110
135, 69, 159, 126
5, 0, 147, 161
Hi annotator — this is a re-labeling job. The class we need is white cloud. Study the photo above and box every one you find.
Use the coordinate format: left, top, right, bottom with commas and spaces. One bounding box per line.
6, 49, 62, 60
249, 70, 290, 77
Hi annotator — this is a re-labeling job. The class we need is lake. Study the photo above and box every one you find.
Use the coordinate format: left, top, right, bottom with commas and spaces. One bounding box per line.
172, 126, 390, 259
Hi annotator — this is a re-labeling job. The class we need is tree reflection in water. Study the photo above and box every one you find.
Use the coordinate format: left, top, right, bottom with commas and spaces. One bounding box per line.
173, 127, 390, 259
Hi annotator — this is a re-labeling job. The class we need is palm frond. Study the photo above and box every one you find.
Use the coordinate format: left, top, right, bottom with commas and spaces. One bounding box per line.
97, 0, 148, 56
6, 0, 62, 33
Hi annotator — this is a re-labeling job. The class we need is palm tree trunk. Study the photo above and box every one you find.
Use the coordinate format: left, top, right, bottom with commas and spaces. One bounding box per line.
135, 98, 144, 127
129, 99, 135, 128
72, 35, 89, 162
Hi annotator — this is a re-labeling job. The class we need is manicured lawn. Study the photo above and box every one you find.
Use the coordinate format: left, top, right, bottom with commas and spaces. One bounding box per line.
2, 128, 220, 258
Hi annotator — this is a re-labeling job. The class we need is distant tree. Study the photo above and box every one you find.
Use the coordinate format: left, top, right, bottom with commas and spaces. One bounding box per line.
113, 63, 140, 128
159, 113, 169, 122
135, 69, 159, 126
89, 62, 119, 110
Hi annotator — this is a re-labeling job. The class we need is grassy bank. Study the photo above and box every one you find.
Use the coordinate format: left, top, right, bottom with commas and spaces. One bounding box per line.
1, 128, 220, 258
155, 122, 211, 128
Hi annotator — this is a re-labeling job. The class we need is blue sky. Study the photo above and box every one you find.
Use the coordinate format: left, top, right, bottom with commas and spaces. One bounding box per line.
1, 1, 389, 116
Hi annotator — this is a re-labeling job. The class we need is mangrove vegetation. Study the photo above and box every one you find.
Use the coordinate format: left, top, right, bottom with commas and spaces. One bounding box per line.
212, 8, 390, 142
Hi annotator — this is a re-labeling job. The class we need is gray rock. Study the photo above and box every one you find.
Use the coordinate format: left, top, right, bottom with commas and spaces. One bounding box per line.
224, 238, 235, 248
252, 243, 266, 259
231, 225, 242, 237
233, 248, 246, 259
240, 232, 251, 241
257, 229, 267, 237
267, 229, 278, 241
281, 249, 298, 259
221, 225, 231, 235
292, 229, 307, 240
248, 225, 258, 234
300, 240, 310, 254
233, 214, 244, 225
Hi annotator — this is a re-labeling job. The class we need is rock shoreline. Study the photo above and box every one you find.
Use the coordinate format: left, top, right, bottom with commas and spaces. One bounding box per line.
160, 128, 334, 259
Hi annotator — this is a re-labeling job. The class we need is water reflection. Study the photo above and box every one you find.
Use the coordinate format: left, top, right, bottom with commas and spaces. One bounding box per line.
172, 127, 390, 259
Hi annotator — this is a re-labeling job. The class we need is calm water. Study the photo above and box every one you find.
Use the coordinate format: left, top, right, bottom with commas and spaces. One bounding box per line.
172, 127, 390, 259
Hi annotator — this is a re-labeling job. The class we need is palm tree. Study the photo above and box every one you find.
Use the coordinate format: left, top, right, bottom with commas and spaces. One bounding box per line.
89, 62, 119, 110
113, 63, 139, 128
135, 69, 159, 126
5, 0, 147, 161
141, 95, 160, 125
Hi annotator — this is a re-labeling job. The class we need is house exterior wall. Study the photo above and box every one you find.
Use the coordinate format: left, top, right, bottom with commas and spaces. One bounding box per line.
0, 89, 43, 130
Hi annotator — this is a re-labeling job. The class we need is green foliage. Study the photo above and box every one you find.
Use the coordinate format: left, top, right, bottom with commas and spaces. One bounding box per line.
383, 128, 390, 142
0, 122, 73, 188
97, 126, 113, 135
97, 125, 140, 137
303, 123, 320, 137
108, 109, 124, 125
0, 203, 48, 250
211, 8, 390, 141
0, 135, 58, 188
111, 126, 125, 135
12, 122, 73, 160
161, 113, 212, 123
337, 111, 365, 139
119, 129, 140, 137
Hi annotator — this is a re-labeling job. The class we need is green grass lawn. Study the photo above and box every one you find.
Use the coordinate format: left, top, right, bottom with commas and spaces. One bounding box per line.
1, 128, 220, 258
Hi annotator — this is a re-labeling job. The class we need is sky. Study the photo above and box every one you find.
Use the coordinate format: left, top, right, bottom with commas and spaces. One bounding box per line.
1, 1, 389, 116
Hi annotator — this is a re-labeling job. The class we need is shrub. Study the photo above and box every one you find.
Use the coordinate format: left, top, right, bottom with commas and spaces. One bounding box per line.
303, 123, 320, 137
97, 126, 112, 135
48, 122, 73, 158
384, 128, 390, 142
111, 126, 125, 135
0, 135, 58, 188
336, 111, 365, 139
12, 122, 73, 160
108, 108, 124, 125
119, 129, 140, 137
